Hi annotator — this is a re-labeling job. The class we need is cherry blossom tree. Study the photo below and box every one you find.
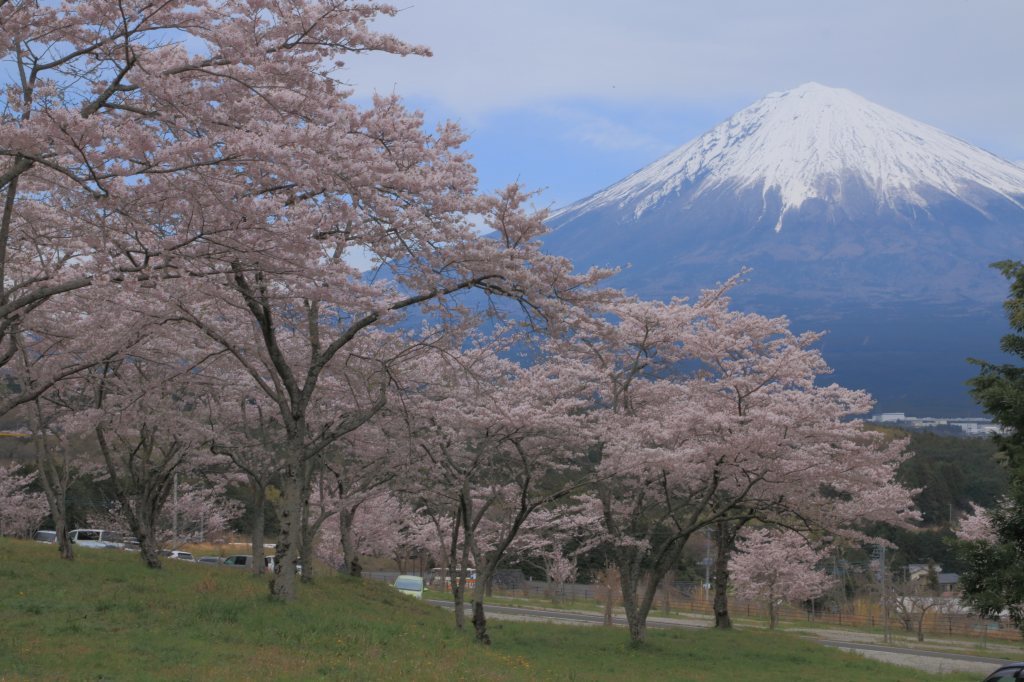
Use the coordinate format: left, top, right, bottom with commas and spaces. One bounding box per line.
956, 502, 998, 544
164, 480, 244, 546
890, 574, 945, 642
495, 505, 591, 603
6, 1, 612, 608
19, 396, 97, 559
544, 551, 578, 604
205, 390, 286, 575
567, 282, 916, 645
71, 341, 221, 568
403, 348, 597, 643
0, 461, 47, 537
0, 0, 437, 414
729, 528, 834, 629
314, 491, 429, 573
8, 283, 157, 558
320, 425, 412, 576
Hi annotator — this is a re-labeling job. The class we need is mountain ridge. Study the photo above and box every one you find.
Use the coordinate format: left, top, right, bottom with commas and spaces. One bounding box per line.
540, 83, 1024, 414
553, 82, 1024, 232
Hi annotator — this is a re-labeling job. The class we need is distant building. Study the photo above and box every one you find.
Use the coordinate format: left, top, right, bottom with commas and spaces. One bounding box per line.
906, 563, 936, 581
868, 413, 1006, 437
938, 573, 960, 594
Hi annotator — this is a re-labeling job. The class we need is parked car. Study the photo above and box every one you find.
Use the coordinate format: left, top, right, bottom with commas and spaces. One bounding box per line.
393, 575, 425, 599
33, 530, 57, 544
68, 529, 124, 549
223, 554, 300, 573
223, 554, 273, 570
983, 663, 1024, 681
159, 550, 196, 562
197, 556, 222, 565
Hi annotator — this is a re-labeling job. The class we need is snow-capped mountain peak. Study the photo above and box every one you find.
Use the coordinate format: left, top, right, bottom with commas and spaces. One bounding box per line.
540, 84, 1024, 416
559, 82, 1024, 230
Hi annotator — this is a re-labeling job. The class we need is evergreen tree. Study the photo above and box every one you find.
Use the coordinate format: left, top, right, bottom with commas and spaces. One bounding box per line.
958, 260, 1024, 629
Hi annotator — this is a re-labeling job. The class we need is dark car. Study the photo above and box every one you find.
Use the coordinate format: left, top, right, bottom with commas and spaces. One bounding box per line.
983, 663, 1024, 681
223, 554, 300, 573
33, 530, 57, 544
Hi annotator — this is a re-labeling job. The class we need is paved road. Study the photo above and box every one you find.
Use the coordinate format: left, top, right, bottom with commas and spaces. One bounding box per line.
429, 599, 1013, 675
428, 599, 685, 629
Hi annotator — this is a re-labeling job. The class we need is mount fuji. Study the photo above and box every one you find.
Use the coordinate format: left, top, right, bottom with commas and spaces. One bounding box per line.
543, 83, 1024, 414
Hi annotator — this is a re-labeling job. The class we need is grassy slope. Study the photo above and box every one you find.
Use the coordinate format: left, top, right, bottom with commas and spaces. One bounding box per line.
0, 539, 975, 681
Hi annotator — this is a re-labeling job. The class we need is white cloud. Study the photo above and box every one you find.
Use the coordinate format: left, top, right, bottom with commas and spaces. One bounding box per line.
348, 1, 1024, 158
542, 107, 669, 153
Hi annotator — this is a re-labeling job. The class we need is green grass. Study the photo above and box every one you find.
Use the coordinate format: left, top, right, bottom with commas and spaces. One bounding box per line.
0, 539, 977, 681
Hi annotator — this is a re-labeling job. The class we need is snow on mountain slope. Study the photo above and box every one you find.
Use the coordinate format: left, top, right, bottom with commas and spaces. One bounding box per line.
556, 82, 1024, 231
541, 84, 1024, 415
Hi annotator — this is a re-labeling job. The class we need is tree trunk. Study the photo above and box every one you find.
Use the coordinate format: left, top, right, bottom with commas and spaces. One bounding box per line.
619, 567, 647, 646
56, 514, 73, 560
299, 493, 315, 584
136, 521, 162, 569
471, 598, 490, 645
769, 600, 778, 629
251, 483, 266, 576
451, 574, 465, 630
270, 461, 304, 601
31, 420, 73, 561
603, 570, 615, 626
338, 507, 361, 576
123, 492, 163, 570
37, 468, 72, 560
661, 569, 674, 615
713, 524, 733, 629
470, 556, 494, 644
449, 503, 468, 630
614, 539, 688, 647
917, 615, 926, 642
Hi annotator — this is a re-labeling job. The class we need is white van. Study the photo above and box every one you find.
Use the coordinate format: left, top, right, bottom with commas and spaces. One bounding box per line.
68, 529, 125, 549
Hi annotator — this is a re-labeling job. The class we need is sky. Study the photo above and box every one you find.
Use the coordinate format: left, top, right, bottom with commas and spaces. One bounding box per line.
344, 0, 1024, 210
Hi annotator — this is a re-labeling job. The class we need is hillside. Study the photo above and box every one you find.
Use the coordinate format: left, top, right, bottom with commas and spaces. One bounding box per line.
0, 539, 975, 680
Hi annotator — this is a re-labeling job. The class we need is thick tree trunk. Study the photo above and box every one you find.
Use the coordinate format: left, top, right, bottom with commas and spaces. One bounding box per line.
299, 494, 315, 584
251, 483, 266, 576
37, 468, 72, 560
55, 515, 73, 560
661, 569, 674, 614
619, 568, 647, 646
713, 521, 733, 629
471, 599, 490, 645
139, 542, 162, 568
449, 504, 468, 630
338, 507, 361, 576
270, 462, 304, 601
122, 492, 164, 570
136, 519, 162, 569
769, 600, 779, 629
615, 540, 688, 646
32, 428, 73, 561
451, 574, 465, 630
470, 551, 495, 643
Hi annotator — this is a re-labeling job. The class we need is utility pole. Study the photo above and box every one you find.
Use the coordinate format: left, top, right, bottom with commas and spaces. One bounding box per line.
703, 526, 713, 595
172, 472, 178, 544
880, 544, 891, 644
